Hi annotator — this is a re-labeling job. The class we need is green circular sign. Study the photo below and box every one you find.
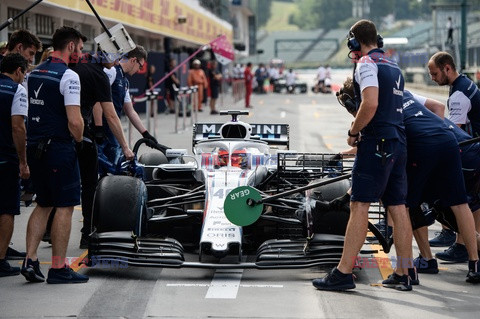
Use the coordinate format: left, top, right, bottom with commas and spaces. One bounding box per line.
224, 186, 263, 226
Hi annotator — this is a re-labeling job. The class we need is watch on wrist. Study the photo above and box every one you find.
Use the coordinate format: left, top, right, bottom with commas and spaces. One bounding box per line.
348, 129, 360, 137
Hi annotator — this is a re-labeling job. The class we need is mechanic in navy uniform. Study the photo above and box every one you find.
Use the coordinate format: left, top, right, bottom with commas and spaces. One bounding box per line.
427, 51, 480, 257
336, 78, 480, 283
0, 54, 29, 277
0, 29, 42, 260
23, 27, 87, 284
412, 118, 480, 279
71, 50, 135, 249
95, 45, 156, 176
428, 51, 480, 137
313, 20, 414, 291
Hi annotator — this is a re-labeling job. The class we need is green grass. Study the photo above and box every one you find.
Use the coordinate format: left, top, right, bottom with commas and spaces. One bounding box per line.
263, 1, 299, 32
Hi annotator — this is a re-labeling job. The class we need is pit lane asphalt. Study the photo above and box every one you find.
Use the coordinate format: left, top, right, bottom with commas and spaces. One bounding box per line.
2, 70, 478, 319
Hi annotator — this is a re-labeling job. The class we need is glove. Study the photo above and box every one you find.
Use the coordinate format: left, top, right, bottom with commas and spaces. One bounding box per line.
142, 131, 158, 144
94, 126, 105, 144
75, 141, 84, 154
327, 153, 343, 167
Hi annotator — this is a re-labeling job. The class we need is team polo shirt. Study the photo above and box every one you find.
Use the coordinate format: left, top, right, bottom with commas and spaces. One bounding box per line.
27, 57, 81, 144
0, 74, 28, 163
353, 48, 405, 142
402, 90, 454, 149
109, 64, 131, 116
71, 56, 112, 129
448, 74, 480, 137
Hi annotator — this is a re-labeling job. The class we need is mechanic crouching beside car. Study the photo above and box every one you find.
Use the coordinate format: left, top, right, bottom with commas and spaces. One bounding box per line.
312, 19, 414, 291
23, 27, 87, 284
0, 54, 29, 277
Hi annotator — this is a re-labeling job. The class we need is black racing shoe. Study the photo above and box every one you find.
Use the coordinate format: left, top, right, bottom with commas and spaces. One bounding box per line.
429, 228, 456, 247
47, 266, 89, 284
0, 259, 20, 277
312, 267, 356, 291
5, 247, 26, 260
466, 260, 480, 284
435, 243, 468, 263
382, 272, 412, 291
413, 255, 439, 274
21, 258, 45, 283
408, 267, 419, 285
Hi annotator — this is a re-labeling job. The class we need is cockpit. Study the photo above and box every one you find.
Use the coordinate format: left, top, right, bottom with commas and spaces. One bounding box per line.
194, 140, 272, 170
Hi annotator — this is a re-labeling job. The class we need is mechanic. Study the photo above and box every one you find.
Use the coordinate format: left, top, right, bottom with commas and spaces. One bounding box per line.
427, 51, 480, 255
23, 27, 87, 284
0, 29, 42, 260
1, 29, 42, 67
312, 20, 414, 291
428, 51, 480, 137
0, 54, 29, 277
412, 118, 480, 272
336, 78, 480, 283
94, 46, 157, 177
71, 49, 135, 249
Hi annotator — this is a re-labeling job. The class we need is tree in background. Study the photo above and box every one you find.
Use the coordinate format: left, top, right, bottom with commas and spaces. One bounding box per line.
289, 0, 351, 30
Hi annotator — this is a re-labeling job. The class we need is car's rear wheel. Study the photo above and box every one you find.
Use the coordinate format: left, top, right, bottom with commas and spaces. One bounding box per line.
309, 179, 351, 236
92, 175, 148, 235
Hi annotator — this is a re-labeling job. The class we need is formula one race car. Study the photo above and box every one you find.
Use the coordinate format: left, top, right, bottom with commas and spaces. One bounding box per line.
272, 79, 308, 94
87, 111, 391, 269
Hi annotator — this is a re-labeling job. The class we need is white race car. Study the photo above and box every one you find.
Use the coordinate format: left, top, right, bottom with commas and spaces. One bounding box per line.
87, 111, 390, 269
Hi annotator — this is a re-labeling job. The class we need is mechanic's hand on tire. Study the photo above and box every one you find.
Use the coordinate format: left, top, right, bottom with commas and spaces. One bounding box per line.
94, 126, 106, 144
123, 147, 135, 161
142, 130, 158, 144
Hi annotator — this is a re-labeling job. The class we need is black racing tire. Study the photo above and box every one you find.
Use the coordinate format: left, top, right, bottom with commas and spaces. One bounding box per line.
310, 179, 351, 201
138, 152, 168, 181
93, 175, 147, 235
308, 179, 351, 236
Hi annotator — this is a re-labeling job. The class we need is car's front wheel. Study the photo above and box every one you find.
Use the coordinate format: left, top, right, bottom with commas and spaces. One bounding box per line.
92, 175, 148, 236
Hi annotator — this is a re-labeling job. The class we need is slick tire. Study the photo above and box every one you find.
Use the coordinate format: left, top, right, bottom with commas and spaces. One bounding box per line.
309, 179, 351, 201
93, 175, 147, 235
138, 152, 168, 181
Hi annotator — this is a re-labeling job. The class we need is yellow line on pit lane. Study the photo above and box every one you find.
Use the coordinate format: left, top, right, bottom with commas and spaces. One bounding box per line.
369, 243, 393, 280
71, 250, 88, 272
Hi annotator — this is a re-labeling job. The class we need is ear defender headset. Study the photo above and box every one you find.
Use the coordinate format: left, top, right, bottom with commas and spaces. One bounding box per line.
336, 88, 357, 115
347, 31, 384, 51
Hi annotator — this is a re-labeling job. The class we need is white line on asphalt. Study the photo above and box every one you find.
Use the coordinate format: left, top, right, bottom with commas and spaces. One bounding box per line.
205, 269, 243, 299
280, 111, 286, 118
166, 283, 283, 288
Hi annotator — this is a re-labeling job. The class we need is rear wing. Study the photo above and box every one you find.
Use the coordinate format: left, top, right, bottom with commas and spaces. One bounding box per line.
192, 123, 289, 149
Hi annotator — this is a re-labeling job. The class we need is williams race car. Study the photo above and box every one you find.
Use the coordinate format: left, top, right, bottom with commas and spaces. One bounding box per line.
87, 111, 391, 269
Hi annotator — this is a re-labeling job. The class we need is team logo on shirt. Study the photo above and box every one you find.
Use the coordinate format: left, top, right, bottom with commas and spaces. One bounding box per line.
30, 83, 45, 105
392, 74, 403, 96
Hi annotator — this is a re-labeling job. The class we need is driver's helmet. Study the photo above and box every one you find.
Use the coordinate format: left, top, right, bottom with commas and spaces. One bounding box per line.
217, 148, 229, 167
231, 148, 248, 168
